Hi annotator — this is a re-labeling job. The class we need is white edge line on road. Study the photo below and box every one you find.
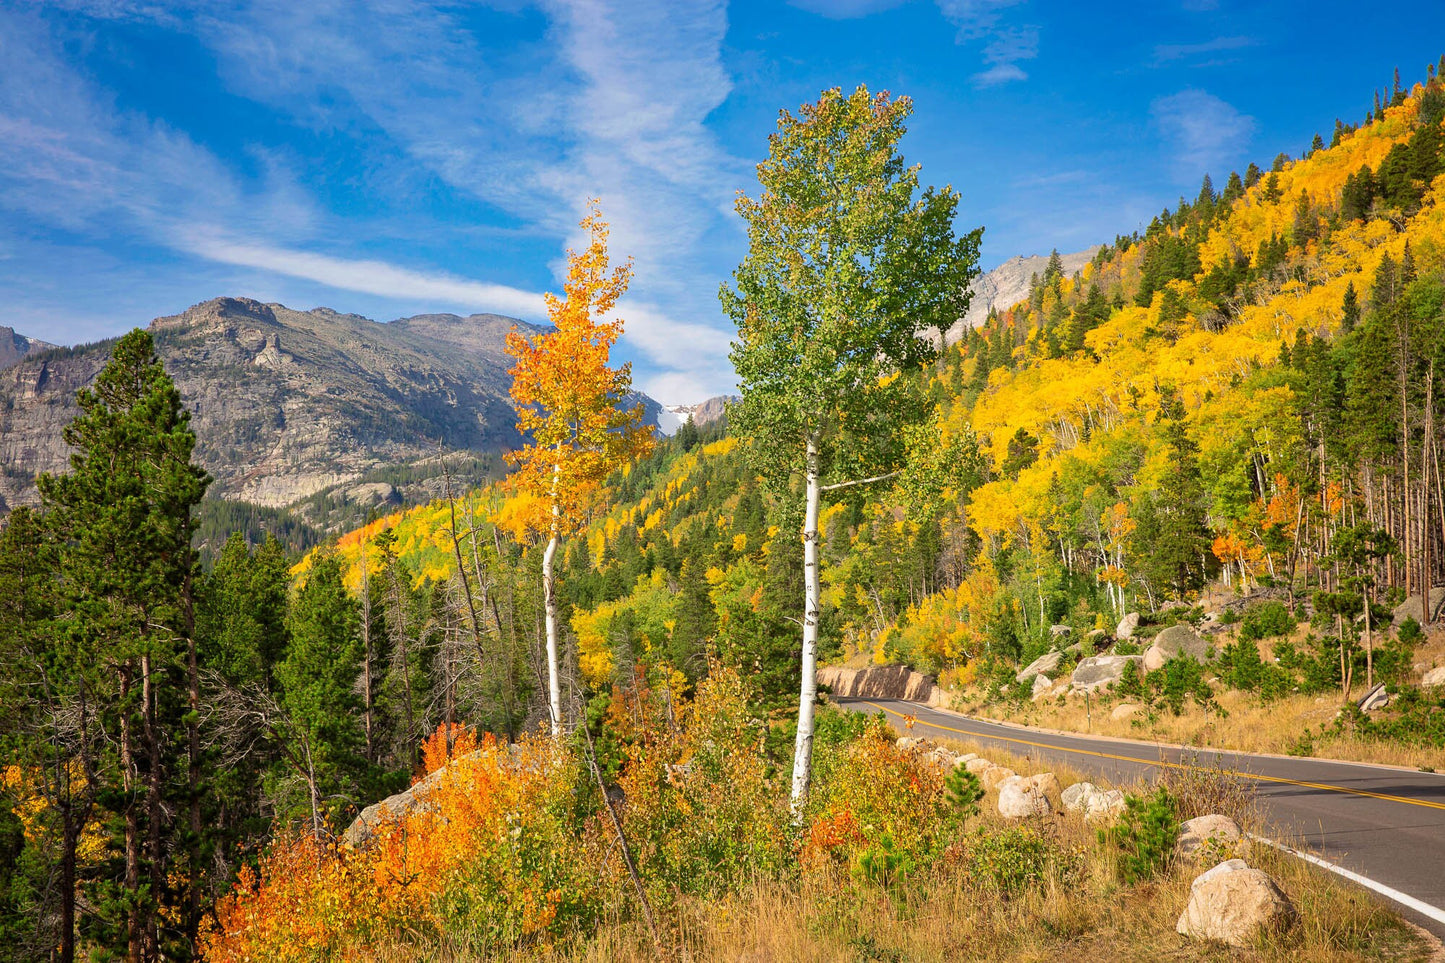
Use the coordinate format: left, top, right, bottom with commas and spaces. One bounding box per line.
1250, 834, 1445, 928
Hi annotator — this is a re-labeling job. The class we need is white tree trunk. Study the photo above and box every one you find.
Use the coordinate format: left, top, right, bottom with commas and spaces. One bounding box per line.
790, 434, 822, 813
543, 531, 562, 737
543, 457, 564, 737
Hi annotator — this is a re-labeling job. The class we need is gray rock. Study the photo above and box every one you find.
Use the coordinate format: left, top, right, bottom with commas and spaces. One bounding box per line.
1110, 702, 1140, 721
1030, 674, 1054, 701
1116, 612, 1140, 640
1016, 650, 1063, 684
997, 773, 1059, 818
1152, 624, 1210, 661
1070, 654, 1143, 694
1357, 682, 1389, 713
1392, 591, 1445, 626
0, 298, 672, 521
1176, 814, 1245, 861
1049, 624, 1072, 637
1177, 860, 1297, 946
1061, 781, 1125, 821
1423, 666, 1445, 688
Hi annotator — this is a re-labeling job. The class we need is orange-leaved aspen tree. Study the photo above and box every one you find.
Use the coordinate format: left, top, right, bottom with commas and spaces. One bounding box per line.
504, 203, 653, 735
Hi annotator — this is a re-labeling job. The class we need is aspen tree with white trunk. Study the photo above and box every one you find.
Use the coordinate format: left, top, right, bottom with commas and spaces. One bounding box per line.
504, 204, 654, 736
721, 85, 981, 812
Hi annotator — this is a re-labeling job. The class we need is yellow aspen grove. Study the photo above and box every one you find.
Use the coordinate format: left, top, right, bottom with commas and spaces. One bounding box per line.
504, 204, 654, 735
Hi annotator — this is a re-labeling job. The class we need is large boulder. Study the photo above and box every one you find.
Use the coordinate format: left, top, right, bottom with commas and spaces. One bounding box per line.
965, 757, 995, 776
981, 765, 1017, 793
1049, 624, 1072, 638
1116, 612, 1140, 639
1110, 702, 1141, 721
1176, 814, 1245, 862
1152, 624, 1210, 661
1061, 781, 1126, 821
1357, 682, 1389, 713
1423, 666, 1445, 688
1176, 859, 1297, 946
997, 773, 1060, 819
1070, 654, 1143, 694
1393, 590, 1445, 626
1016, 650, 1063, 683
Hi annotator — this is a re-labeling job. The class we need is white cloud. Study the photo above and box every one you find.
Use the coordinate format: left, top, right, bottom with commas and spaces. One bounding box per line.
935, 0, 1036, 86
184, 235, 550, 319
787, 0, 909, 18
1152, 35, 1256, 65
1151, 88, 1256, 178
0, 1, 744, 403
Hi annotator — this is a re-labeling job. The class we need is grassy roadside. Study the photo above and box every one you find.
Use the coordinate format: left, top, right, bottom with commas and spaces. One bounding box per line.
365, 733, 1434, 962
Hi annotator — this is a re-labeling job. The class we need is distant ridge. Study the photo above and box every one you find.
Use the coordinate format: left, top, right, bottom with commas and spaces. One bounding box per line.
935, 246, 1102, 346
0, 298, 664, 531
0, 325, 57, 372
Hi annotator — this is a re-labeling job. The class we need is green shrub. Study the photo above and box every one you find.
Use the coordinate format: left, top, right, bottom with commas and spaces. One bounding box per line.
1101, 788, 1179, 884
1398, 616, 1424, 645
1240, 601, 1296, 642
964, 826, 1053, 896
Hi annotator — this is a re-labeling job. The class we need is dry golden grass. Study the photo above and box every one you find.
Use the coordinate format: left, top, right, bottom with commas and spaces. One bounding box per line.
364, 741, 1437, 963
968, 687, 1445, 772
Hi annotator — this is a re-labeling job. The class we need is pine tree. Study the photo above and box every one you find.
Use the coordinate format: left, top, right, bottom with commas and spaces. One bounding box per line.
1342, 281, 1361, 334
37, 329, 209, 961
277, 552, 366, 834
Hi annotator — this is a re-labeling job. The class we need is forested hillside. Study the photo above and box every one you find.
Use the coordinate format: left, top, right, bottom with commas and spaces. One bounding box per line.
313, 67, 1445, 742
8, 66, 1445, 963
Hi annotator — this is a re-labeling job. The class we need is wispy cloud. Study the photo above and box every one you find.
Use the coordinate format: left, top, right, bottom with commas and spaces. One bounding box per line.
1152, 35, 1256, 65
787, 0, 909, 18
0, 1, 746, 403
185, 235, 550, 319
1151, 88, 1256, 178
935, 0, 1037, 86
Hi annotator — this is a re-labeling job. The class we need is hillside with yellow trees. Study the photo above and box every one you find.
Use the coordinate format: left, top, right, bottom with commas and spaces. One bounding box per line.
306, 69, 1445, 759
179, 70, 1445, 961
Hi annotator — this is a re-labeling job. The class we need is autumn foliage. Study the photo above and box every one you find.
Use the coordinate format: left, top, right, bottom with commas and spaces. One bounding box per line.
503, 203, 654, 539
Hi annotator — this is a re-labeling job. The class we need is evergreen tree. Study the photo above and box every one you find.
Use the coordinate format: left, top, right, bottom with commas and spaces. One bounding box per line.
277, 552, 366, 833
37, 329, 209, 961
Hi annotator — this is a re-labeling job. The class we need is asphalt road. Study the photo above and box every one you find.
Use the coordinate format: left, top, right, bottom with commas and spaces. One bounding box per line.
839, 696, 1445, 940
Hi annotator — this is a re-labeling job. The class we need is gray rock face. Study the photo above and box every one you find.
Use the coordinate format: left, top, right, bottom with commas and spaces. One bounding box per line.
0, 326, 55, 372
1176, 860, 1297, 946
1049, 624, 1072, 637
933, 247, 1102, 345
1116, 612, 1140, 639
1016, 650, 1063, 684
1423, 666, 1445, 688
0, 298, 669, 524
1070, 654, 1143, 693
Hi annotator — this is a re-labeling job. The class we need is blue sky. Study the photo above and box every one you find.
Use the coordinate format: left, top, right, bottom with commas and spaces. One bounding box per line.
3, 1, 1445, 403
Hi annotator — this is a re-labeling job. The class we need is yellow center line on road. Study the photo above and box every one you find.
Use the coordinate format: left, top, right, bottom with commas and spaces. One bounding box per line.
860, 700, 1445, 814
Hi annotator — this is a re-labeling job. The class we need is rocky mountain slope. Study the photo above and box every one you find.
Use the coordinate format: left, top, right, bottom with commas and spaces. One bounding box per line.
935, 246, 1101, 345
0, 326, 56, 371
0, 297, 662, 526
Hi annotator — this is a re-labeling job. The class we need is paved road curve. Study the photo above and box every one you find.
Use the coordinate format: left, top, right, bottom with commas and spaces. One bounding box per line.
839, 696, 1445, 940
